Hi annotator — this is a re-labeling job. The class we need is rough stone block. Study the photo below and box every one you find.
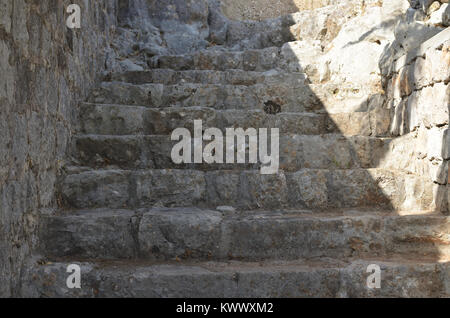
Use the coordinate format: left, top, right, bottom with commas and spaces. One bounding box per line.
135, 170, 206, 207
138, 208, 223, 259
41, 210, 137, 259
61, 171, 131, 209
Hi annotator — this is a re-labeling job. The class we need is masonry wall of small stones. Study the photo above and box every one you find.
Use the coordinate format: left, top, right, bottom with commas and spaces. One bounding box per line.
383, 30, 449, 212
0, 0, 118, 296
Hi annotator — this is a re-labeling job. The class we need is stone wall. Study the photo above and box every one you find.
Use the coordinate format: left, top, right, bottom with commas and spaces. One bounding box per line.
382, 28, 449, 212
0, 0, 118, 296
276, 0, 447, 211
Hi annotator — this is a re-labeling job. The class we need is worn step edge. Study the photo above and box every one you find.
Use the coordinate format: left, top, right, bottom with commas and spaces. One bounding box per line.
40, 208, 450, 262
78, 105, 333, 135
87, 80, 325, 113
23, 256, 450, 297
150, 46, 283, 72
80, 102, 377, 115
72, 134, 393, 171
58, 168, 440, 212
109, 69, 307, 86
78, 102, 388, 137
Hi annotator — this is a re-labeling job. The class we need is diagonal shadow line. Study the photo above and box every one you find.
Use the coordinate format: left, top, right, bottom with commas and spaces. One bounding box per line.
277, 0, 448, 262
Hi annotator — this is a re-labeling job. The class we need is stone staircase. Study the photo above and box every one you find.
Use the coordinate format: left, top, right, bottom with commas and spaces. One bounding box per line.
25, 14, 450, 297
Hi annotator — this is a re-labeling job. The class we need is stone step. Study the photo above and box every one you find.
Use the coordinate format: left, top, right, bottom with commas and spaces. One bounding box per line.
72, 134, 391, 171
151, 47, 282, 72
150, 41, 326, 81
79, 104, 330, 136
59, 168, 436, 212
149, 42, 324, 82
24, 257, 450, 297
79, 103, 381, 137
226, 18, 296, 50
40, 208, 450, 262
88, 81, 323, 113
109, 69, 307, 86
87, 80, 389, 116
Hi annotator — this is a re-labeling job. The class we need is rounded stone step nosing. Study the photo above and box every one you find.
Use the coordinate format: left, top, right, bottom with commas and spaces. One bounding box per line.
79, 103, 386, 137
40, 208, 450, 263
25, 259, 450, 297
78, 103, 332, 136
151, 47, 282, 72
87, 80, 387, 115
109, 69, 307, 86
59, 168, 437, 212
72, 134, 392, 171
87, 81, 323, 113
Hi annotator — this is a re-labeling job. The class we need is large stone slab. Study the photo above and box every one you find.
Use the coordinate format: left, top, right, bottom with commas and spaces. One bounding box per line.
79, 104, 330, 136
88, 81, 323, 113
72, 134, 391, 171
153, 47, 281, 72
79, 103, 387, 137
23, 258, 450, 297
60, 168, 439, 211
40, 208, 450, 262
40, 210, 138, 259
110, 69, 307, 86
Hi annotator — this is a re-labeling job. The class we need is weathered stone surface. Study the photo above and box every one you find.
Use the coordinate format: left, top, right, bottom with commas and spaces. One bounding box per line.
289, 1, 391, 51
6, 0, 450, 297
89, 80, 328, 112
427, 3, 450, 25
78, 104, 149, 136
448, 185, 450, 212
111, 69, 307, 86
153, 47, 282, 71
222, 0, 333, 21
23, 258, 450, 297
116, 0, 214, 56
40, 208, 450, 261
378, 127, 449, 184
138, 208, 224, 260
61, 170, 132, 209
225, 16, 296, 49
382, 26, 449, 212
322, 3, 411, 88
406, 84, 449, 130
134, 170, 207, 207
60, 168, 439, 212
40, 210, 138, 259
0, 0, 118, 297
279, 40, 326, 82
427, 39, 450, 83
72, 134, 392, 171
380, 22, 445, 77
80, 103, 388, 137
444, 129, 450, 160
310, 83, 382, 113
